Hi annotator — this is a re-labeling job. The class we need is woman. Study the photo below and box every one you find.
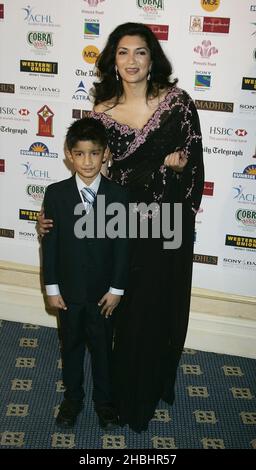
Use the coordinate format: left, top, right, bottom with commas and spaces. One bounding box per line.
39, 22, 204, 432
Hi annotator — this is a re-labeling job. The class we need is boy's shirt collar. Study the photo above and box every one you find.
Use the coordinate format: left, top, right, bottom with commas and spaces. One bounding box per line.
75, 172, 101, 194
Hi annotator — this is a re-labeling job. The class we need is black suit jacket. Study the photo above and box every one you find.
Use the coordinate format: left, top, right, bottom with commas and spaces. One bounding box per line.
42, 174, 129, 303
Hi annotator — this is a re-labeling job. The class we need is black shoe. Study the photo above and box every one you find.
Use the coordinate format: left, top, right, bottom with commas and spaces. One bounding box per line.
95, 404, 119, 429
56, 399, 83, 428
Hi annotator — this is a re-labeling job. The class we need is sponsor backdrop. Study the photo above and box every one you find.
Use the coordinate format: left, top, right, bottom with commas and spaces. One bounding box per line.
0, 0, 255, 297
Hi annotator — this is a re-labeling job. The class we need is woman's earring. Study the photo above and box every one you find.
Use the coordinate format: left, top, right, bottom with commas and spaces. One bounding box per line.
115, 65, 119, 81
147, 66, 152, 81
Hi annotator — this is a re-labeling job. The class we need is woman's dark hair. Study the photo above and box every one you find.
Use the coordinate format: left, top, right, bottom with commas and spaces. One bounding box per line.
92, 22, 177, 105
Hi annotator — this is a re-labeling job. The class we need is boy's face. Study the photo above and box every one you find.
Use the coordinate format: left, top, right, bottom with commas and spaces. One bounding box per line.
67, 140, 107, 185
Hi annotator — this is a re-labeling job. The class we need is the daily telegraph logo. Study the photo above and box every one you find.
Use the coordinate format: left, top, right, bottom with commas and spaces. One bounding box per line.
193, 253, 218, 265
82, 45, 100, 64
137, 1, 164, 12
235, 208, 256, 228
203, 181, 214, 196
0, 4, 4, 19
201, 0, 220, 12
20, 142, 58, 158
242, 77, 256, 91
37, 105, 54, 137
195, 72, 211, 89
190, 16, 230, 34
146, 24, 169, 41
0, 125, 28, 135
19, 209, 40, 222
72, 81, 90, 101
75, 68, 99, 78
27, 31, 53, 51
0, 83, 15, 94
225, 234, 256, 250
0, 159, 5, 173
20, 60, 58, 75
204, 145, 243, 157
0, 228, 14, 238
84, 20, 100, 38
233, 165, 256, 181
194, 40, 218, 58
195, 100, 234, 112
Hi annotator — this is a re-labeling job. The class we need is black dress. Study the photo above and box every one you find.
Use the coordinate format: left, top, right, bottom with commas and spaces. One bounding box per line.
91, 86, 204, 432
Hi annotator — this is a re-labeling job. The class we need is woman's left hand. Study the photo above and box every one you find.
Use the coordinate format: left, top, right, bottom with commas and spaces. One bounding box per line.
164, 151, 187, 172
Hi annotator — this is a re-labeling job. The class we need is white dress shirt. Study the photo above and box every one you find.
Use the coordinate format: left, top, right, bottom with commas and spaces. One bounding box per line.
46, 172, 124, 297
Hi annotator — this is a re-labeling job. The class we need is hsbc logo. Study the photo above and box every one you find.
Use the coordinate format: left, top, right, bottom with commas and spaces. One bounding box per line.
210, 127, 248, 138
235, 129, 247, 136
19, 109, 30, 116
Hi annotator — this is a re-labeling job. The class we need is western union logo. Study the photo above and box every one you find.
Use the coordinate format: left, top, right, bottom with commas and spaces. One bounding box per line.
225, 234, 256, 249
19, 209, 40, 222
20, 60, 58, 74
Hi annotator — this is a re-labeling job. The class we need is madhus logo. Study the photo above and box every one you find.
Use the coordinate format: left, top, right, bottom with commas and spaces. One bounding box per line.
195, 100, 233, 112
201, 0, 220, 12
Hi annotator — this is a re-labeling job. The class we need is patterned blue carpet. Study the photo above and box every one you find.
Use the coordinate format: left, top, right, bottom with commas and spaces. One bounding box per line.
0, 318, 255, 450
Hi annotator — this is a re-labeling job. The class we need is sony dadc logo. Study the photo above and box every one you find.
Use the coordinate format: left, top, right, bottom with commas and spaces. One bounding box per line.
193, 253, 218, 265
195, 100, 234, 112
0, 228, 14, 238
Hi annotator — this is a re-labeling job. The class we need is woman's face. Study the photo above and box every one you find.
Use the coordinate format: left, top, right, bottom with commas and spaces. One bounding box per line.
115, 35, 152, 84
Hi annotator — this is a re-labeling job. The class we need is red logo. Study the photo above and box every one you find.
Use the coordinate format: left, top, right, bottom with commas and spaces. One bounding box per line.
190, 16, 230, 34
19, 108, 30, 116
0, 159, 5, 173
203, 181, 214, 196
0, 4, 4, 19
235, 129, 247, 137
146, 24, 169, 41
37, 105, 54, 137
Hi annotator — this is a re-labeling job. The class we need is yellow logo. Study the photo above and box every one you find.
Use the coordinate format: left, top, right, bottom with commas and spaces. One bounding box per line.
201, 0, 220, 12
82, 45, 100, 64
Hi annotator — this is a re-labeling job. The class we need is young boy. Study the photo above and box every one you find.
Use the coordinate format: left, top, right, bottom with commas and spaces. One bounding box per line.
41, 117, 129, 429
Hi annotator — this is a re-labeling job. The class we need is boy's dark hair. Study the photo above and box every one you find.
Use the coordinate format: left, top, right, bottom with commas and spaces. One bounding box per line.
66, 117, 108, 151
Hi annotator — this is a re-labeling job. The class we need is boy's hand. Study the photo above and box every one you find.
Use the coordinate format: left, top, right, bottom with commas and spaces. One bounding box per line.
37, 209, 53, 236
47, 295, 67, 310
98, 293, 121, 318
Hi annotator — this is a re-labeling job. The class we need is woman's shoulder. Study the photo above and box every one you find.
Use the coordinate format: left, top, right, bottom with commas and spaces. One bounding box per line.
93, 100, 115, 114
